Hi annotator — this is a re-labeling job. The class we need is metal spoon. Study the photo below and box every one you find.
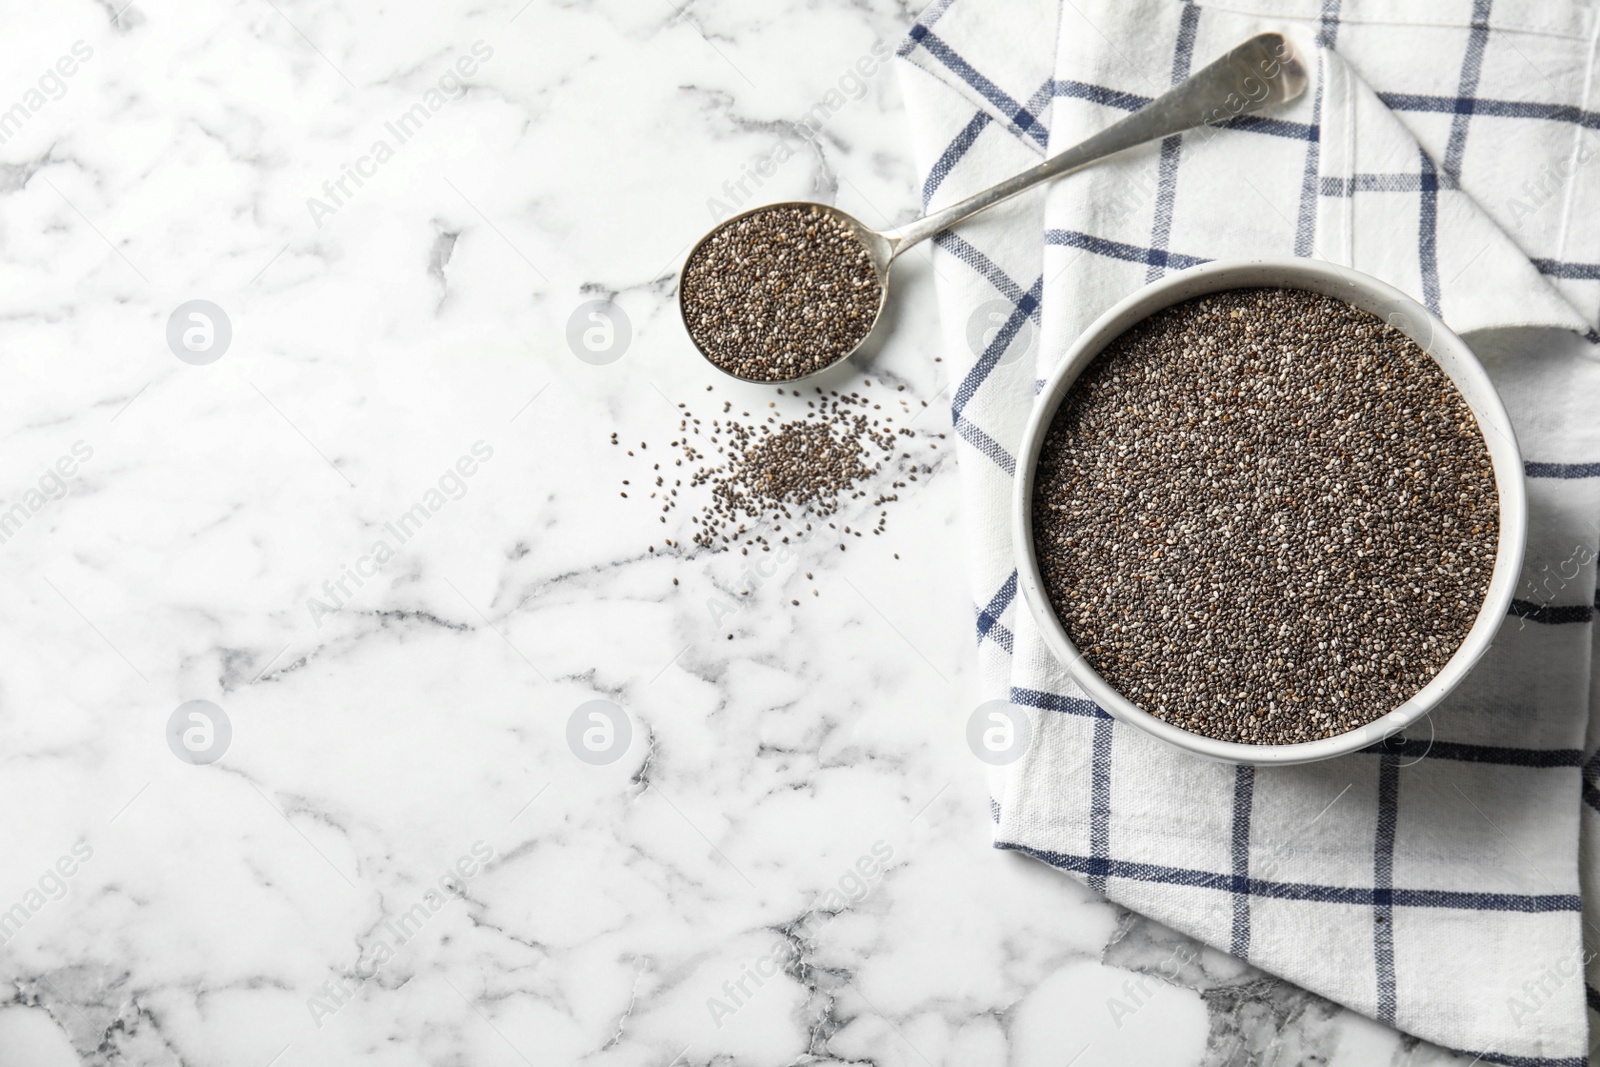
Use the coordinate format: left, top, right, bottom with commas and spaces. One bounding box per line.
681, 31, 1308, 383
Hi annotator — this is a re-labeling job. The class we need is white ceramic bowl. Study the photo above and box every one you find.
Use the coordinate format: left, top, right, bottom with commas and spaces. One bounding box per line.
1012, 257, 1526, 765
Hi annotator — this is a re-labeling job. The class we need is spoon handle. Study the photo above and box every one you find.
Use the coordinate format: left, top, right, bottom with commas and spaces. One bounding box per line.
884, 32, 1308, 256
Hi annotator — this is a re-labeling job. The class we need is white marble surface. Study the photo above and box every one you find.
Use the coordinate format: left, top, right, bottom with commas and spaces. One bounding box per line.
0, 2, 1484, 1064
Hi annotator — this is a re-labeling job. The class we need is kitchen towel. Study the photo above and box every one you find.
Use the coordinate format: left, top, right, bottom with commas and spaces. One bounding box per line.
896, 0, 1600, 1061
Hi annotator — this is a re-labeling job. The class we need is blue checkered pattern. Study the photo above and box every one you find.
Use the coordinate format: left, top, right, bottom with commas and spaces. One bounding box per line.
897, 1, 1600, 1062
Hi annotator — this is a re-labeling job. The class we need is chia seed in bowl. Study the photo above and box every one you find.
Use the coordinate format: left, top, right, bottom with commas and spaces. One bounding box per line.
1025, 280, 1506, 752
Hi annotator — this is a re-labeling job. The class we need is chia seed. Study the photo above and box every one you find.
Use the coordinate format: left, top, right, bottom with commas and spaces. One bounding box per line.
680, 390, 903, 549
1031, 287, 1498, 745
620, 385, 940, 567
681, 205, 883, 382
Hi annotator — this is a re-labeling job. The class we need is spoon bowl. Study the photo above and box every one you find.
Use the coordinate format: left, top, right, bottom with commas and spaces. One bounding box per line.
677, 201, 896, 384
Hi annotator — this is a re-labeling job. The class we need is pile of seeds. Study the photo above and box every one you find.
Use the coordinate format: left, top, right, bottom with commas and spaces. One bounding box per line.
680, 205, 883, 382
616, 383, 941, 559
687, 413, 896, 549
1032, 287, 1498, 745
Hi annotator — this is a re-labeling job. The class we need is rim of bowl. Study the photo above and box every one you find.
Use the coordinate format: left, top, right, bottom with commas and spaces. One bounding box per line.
676, 200, 893, 385
1011, 257, 1527, 766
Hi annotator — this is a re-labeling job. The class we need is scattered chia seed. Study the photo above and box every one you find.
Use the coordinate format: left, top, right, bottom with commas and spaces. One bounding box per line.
680, 390, 905, 550
619, 385, 938, 581
681, 205, 882, 382
1032, 287, 1498, 745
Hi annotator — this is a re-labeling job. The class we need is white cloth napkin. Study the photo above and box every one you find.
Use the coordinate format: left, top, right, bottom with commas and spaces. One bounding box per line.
896, 1, 1600, 1061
